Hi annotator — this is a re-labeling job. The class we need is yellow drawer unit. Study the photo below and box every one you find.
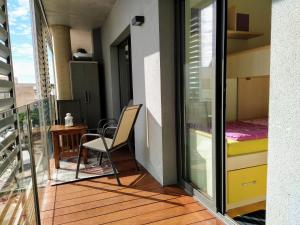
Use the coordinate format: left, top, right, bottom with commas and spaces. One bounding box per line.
227, 165, 267, 206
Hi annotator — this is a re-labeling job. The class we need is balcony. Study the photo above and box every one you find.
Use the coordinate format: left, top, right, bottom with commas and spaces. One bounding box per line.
0, 0, 225, 224
41, 150, 223, 225
0, 97, 223, 225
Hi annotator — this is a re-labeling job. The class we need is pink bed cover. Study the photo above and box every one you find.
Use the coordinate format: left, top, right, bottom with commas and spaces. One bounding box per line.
226, 118, 268, 141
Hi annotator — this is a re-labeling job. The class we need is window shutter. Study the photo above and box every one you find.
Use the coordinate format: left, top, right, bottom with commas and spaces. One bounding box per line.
0, 0, 17, 155
0, 0, 24, 224
0, 0, 14, 112
32, 0, 52, 98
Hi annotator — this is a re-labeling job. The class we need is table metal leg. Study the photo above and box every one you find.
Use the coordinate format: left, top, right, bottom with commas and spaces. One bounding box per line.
53, 134, 60, 169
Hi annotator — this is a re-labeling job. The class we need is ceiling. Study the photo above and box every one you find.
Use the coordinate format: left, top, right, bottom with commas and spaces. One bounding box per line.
41, 0, 116, 29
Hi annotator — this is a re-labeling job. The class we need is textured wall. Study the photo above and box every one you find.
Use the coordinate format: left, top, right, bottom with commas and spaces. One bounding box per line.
266, 0, 300, 224
100, 0, 176, 185
51, 25, 72, 100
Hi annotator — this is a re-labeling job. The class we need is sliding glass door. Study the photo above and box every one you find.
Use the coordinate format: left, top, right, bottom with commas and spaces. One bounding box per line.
178, 0, 226, 212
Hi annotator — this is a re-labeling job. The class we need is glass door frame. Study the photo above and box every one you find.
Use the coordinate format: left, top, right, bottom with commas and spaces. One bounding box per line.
175, 0, 227, 214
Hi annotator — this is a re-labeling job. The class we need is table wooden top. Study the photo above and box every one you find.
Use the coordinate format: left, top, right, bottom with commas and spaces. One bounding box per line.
50, 124, 88, 133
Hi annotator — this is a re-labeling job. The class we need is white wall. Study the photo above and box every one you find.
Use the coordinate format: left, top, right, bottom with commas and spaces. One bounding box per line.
70, 29, 93, 54
266, 0, 300, 224
100, 0, 176, 185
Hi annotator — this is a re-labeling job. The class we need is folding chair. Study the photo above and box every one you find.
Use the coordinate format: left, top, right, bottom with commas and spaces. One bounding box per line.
96, 99, 133, 137
75, 104, 142, 185
95, 99, 134, 162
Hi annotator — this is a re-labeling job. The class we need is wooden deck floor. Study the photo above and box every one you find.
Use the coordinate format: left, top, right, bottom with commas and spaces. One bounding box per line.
40, 150, 223, 225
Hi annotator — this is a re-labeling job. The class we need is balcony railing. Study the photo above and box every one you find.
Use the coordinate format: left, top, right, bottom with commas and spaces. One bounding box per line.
0, 96, 55, 225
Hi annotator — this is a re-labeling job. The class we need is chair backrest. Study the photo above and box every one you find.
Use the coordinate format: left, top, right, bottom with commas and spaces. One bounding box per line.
111, 104, 142, 148
57, 100, 82, 125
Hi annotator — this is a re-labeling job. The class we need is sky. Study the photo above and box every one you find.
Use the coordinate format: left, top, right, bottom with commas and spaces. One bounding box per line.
7, 0, 36, 84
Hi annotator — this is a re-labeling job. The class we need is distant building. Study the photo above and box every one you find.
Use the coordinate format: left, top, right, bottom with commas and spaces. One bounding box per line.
15, 83, 38, 107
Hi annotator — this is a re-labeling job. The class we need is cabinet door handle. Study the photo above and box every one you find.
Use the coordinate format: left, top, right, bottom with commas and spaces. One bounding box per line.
85, 91, 88, 104
87, 91, 90, 104
241, 180, 256, 186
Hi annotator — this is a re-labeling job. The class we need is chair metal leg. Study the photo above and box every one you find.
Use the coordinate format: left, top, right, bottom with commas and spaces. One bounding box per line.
75, 146, 83, 179
106, 151, 121, 185
99, 152, 104, 166
128, 141, 139, 171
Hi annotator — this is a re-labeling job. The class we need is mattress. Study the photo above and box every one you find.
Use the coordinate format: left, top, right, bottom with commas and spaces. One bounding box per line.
226, 120, 268, 156
226, 121, 268, 141
186, 120, 269, 156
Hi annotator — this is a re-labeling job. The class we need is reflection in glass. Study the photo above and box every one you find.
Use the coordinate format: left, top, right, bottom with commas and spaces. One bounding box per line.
0, 107, 37, 224
0, 97, 55, 224
184, 0, 214, 198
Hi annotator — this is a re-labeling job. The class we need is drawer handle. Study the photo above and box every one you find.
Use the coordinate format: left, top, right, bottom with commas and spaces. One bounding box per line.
241, 180, 256, 186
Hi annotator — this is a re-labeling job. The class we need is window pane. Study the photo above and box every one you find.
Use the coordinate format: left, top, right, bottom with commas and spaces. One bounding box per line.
184, 0, 214, 198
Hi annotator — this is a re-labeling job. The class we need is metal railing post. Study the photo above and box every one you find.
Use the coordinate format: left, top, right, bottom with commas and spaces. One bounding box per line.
26, 104, 41, 225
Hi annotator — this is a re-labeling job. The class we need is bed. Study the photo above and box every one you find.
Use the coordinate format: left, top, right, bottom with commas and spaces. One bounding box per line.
225, 118, 268, 209
226, 118, 268, 156
186, 118, 269, 208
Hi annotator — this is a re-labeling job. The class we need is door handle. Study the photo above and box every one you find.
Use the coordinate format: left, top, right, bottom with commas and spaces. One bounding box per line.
87, 91, 90, 104
241, 180, 256, 186
85, 91, 88, 104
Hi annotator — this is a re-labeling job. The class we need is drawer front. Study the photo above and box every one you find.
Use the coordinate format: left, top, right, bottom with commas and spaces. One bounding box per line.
227, 138, 268, 156
227, 151, 268, 171
227, 165, 267, 205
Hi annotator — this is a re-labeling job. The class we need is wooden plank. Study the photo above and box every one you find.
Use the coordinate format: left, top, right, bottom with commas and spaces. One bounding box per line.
55, 172, 154, 195
53, 191, 191, 224
54, 179, 172, 209
227, 6, 236, 30
46, 151, 223, 225
66, 202, 204, 225
188, 218, 224, 225
227, 201, 266, 218
226, 79, 237, 122
146, 211, 214, 225
8, 193, 24, 225
227, 45, 270, 78
54, 183, 162, 217
0, 191, 14, 224
227, 30, 263, 40
237, 76, 269, 120
54, 176, 159, 202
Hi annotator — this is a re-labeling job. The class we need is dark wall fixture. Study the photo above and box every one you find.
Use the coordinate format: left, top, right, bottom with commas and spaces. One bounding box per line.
131, 16, 145, 26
